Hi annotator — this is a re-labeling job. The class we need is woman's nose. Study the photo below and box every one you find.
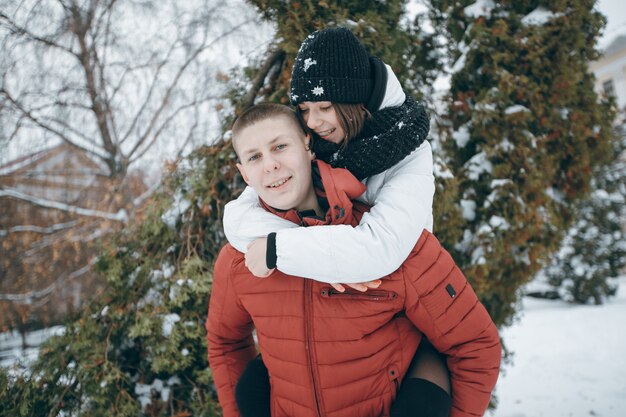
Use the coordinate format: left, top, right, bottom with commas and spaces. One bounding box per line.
307, 111, 321, 129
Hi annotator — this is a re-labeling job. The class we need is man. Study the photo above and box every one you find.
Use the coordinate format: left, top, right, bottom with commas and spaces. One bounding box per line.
206, 103, 501, 417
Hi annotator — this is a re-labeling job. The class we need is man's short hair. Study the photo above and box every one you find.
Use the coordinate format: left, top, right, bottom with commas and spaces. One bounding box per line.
231, 103, 308, 156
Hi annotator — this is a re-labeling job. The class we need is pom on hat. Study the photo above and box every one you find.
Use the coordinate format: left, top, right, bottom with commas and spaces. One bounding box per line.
290, 27, 373, 106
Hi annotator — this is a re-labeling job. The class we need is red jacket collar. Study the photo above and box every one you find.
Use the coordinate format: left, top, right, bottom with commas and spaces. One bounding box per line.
259, 160, 367, 227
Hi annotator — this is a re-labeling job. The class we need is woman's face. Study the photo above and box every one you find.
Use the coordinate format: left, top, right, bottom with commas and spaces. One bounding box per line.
298, 101, 345, 144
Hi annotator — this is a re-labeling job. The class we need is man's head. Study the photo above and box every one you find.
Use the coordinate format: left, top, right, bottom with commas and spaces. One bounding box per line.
233, 103, 317, 212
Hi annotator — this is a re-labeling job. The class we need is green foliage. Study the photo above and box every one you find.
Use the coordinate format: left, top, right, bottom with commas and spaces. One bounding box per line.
430, 0, 616, 325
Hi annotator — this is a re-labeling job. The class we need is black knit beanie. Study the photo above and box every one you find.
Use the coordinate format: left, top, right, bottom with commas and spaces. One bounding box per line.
290, 27, 373, 106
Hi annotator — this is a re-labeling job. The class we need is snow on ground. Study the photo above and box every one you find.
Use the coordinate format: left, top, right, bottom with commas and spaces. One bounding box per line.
493, 275, 626, 417
0, 325, 65, 368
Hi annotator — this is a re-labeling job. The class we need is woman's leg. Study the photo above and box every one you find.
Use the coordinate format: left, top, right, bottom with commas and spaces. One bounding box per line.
234, 355, 271, 417
390, 338, 452, 417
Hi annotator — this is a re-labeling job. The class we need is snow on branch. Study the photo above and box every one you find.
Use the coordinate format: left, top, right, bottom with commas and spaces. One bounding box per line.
133, 180, 161, 207
0, 220, 79, 237
521, 7, 563, 26
464, 0, 495, 19
0, 188, 128, 222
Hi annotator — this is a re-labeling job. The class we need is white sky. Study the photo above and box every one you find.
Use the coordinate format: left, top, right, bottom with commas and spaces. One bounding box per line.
596, 0, 626, 48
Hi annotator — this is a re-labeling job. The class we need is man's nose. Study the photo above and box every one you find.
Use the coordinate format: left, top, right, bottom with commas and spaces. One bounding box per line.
263, 155, 279, 172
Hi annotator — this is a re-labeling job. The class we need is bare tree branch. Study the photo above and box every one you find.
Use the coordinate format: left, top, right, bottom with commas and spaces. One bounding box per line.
98, 0, 121, 145
0, 88, 107, 161
29, 100, 93, 113
107, 59, 154, 104
0, 87, 110, 161
69, 1, 118, 171
127, 16, 257, 160
0, 11, 76, 56
175, 109, 200, 160
129, 96, 217, 163
241, 47, 286, 112
120, 41, 178, 146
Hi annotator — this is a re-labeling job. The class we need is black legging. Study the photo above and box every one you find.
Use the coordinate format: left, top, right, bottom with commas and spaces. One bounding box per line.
234, 356, 451, 417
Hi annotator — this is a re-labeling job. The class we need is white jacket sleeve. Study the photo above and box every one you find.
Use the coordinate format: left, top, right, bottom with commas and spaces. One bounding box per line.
276, 141, 435, 283
222, 186, 298, 253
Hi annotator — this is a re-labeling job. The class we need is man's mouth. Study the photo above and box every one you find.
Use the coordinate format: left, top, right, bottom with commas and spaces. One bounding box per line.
267, 176, 292, 189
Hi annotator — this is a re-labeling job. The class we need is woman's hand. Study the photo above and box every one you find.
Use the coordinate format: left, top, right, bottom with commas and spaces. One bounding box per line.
330, 280, 382, 293
245, 238, 274, 277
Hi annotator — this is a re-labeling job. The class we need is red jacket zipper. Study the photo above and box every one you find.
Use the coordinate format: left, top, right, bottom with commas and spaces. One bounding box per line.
320, 287, 398, 301
305, 279, 324, 417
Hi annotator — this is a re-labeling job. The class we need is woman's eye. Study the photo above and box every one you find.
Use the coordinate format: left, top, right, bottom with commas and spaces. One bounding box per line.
321, 106, 331, 111
248, 154, 261, 162
275, 144, 287, 151
300, 108, 309, 114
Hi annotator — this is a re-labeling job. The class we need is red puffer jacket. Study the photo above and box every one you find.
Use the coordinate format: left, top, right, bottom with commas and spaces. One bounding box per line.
207, 161, 501, 417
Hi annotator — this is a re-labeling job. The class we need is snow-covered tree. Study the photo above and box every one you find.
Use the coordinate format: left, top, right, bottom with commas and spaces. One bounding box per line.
544, 122, 626, 304
430, 0, 615, 326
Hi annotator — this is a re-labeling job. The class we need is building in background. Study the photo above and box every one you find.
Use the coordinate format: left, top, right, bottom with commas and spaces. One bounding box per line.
591, 34, 626, 122
0, 143, 146, 334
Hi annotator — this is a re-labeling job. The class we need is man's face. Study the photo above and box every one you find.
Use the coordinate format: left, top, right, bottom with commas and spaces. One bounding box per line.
235, 116, 315, 211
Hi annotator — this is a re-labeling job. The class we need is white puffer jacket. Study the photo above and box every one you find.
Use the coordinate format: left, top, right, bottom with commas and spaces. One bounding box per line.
223, 65, 435, 282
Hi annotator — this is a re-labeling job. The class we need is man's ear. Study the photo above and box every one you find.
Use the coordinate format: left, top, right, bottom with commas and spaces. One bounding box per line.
236, 162, 250, 185
304, 133, 315, 160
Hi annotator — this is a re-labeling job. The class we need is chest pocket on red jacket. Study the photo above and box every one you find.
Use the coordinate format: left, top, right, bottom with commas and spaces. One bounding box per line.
313, 282, 404, 360
315, 286, 401, 341
320, 287, 398, 301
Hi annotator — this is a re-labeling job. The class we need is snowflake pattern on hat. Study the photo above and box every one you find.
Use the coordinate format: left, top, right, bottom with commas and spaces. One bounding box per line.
312, 86, 324, 96
303, 58, 317, 72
